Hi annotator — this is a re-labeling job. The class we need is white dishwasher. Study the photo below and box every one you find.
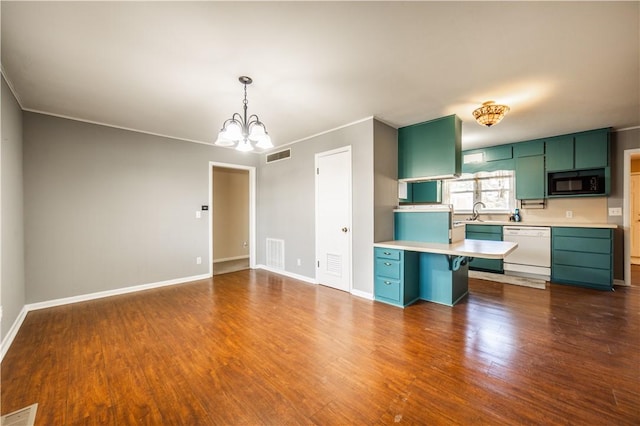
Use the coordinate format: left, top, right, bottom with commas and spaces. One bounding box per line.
503, 226, 551, 280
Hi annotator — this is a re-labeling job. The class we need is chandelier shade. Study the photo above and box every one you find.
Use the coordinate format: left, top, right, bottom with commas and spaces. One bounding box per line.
215, 76, 273, 151
472, 101, 510, 127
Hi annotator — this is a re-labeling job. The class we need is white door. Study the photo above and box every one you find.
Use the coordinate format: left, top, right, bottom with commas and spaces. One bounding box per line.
316, 147, 352, 292
631, 174, 640, 264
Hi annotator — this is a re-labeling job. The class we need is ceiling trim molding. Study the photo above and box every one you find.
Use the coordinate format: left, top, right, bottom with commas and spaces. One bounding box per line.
21, 107, 219, 147
614, 125, 640, 132
262, 116, 375, 153
0, 65, 25, 109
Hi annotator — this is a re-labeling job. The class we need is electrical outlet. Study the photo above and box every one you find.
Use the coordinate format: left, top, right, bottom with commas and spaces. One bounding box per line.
608, 207, 622, 216
297, 258, 301, 266
195, 211, 201, 219
565, 210, 573, 218
196, 256, 202, 265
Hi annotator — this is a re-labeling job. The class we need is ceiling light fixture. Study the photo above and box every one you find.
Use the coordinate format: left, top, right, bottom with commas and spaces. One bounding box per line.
215, 76, 273, 151
472, 101, 510, 127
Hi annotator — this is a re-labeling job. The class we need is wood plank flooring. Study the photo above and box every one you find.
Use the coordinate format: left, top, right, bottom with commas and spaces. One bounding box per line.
2, 267, 639, 425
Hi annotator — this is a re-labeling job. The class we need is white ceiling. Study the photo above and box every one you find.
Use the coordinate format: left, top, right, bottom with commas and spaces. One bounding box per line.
2, 1, 639, 151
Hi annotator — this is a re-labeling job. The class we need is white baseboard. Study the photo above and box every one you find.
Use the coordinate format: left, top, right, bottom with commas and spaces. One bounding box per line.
254, 264, 317, 285
1, 305, 28, 362
350, 289, 374, 300
213, 255, 249, 264
613, 279, 628, 287
27, 273, 212, 312
0, 273, 212, 362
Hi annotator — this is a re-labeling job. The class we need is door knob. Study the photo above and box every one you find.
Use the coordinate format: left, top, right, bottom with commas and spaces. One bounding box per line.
341, 227, 348, 233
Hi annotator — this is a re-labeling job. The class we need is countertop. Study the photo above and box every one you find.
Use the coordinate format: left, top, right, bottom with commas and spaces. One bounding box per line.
374, 239, 518, 259
454, 220, 617, 229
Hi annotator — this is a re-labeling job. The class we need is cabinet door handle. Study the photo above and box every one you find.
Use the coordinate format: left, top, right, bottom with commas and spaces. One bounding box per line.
383, 251, 391, 255
384, 262, 392, 266
384, 281, 392, 285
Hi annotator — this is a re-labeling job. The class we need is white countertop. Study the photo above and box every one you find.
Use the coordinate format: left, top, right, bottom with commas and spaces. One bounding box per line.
374, 239, 518, 259
455, 220, 617, 229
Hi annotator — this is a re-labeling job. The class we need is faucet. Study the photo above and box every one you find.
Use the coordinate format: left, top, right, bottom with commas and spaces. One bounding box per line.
470, 201, 486, 221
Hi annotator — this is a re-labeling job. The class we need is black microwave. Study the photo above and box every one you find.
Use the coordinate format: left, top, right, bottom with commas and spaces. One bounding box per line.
548, 169, 606, 196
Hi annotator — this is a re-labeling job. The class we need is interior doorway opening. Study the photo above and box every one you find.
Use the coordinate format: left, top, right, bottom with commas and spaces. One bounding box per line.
623, 149, 640, 286
209, 162, 256, 276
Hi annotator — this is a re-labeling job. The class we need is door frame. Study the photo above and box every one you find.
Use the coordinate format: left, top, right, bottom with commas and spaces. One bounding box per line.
623, 148, 640, 286
314, 146, 353, 291
209, 161, 256, 276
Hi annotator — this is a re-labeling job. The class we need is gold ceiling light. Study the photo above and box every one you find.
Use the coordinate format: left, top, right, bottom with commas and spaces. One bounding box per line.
472, 101, 510, 127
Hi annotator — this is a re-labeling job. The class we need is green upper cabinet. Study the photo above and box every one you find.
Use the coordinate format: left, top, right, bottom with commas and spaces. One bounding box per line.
545, 129, 610, 172
575, 130, 609, 169
545, 135, 574, 171
462, 145, 514, 174
398, 115, 462, 180
515, 155, 545, 199
412, 181, 442, 203
484, 145, 513, 162
514, 140, 545, 199
399, 181, 442, 204
513, 139, 544, 157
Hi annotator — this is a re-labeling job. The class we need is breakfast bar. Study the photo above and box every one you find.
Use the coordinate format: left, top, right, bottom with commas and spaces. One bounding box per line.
373, 239, 518, 308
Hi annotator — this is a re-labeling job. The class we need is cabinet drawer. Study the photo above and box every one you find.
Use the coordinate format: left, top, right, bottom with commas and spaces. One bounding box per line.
553, 236, 611, 254
375, 259, 401, 280
553, 227, 611, 239
374, 277, 401, 302
466, 224, 502, 235
466, 231, 502, 241
469, 258, 503, 273
553, 250, 611, 270
552, 265, 612, 288
374, 247, 401, 260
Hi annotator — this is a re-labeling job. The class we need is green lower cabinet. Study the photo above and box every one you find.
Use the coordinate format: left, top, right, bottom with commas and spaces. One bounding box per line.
551, 227, 613, 290
419, 252, 469, 306
374, 248, 419, 307
466, 225, 503, 273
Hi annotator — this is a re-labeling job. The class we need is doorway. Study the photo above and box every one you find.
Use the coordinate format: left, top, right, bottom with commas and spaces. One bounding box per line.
315, 146, 352, 292
623, 149, 640, 285
210, 163, 256, 275
630, 158, 640, 265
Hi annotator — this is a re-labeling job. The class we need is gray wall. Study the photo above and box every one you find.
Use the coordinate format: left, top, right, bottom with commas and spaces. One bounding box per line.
23, 112, 258, 303
608, 127, 640, 280
373, 120, 398, 244
1, 76, 26, 340
256, 119, 377, 294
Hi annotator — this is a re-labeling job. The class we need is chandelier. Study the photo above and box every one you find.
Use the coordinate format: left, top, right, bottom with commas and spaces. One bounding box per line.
215, 76, 273, 151
472, 101, 510, 127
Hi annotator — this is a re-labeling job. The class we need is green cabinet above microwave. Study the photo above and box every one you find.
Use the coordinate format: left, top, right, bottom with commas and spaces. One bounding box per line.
545, 128, 610, 172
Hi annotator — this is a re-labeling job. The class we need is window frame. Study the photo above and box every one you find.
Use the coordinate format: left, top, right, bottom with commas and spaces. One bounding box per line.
443, 170, 515, 214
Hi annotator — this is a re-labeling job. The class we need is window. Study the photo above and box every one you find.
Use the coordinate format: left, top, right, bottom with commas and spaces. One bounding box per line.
442, 170, 515, 213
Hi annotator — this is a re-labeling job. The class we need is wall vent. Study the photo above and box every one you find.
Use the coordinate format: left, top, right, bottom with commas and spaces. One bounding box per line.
266, 238, 285, 270
266, 149, 291, 164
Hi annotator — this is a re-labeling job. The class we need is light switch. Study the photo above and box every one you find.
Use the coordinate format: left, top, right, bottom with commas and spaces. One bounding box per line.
195, 211, 201, 219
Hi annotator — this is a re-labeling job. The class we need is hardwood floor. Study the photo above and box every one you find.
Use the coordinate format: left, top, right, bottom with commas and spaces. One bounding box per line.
2, 269, 639, 425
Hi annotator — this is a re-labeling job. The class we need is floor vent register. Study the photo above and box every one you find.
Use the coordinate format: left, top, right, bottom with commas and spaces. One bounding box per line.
0, 403, 38, 426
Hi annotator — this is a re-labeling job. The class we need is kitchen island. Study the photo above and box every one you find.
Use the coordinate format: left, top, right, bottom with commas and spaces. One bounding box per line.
373, 239, 517, 308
